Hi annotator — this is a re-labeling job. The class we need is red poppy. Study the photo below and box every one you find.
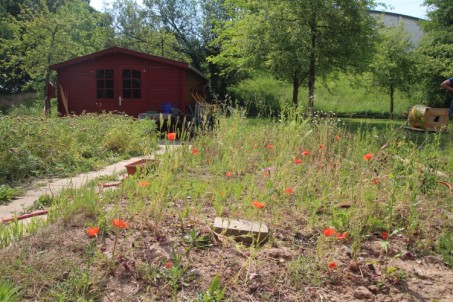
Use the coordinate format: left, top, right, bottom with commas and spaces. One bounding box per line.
225, 171, 232, 177
86, 227, 100, 237
166, 261, 173, 269
285, 188, 294, 195
192, 148, 198, 155
381, 231, 388, 240
322, 228, 336, 237
335, 135, 340, 141
167, 132, 176, 141
302, 150, 310, 156
328, 262, 337, 269
335, 232, 347, 240
252, 201, 265, 209
113, 219, 127, 229
363, 153, 373, 161
371, 177, 380, 185
319, 144, 324, 149
293, 158, 302, 164
138, 180, 150, 187
267, 144, 274, 149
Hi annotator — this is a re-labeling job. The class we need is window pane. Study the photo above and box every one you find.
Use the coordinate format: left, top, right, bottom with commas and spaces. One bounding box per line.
132, 89, 141, 98
123, 79, 131, 89
105, 69, 114, 79
97, 80, 104, 89
123, 90, 131, 98
132, 79, 141, 89
106, 89, 114, 98
96, 70, 104, 79
106, 80, 113, 89
97, 89, 104, 98
132, 70, 141, 78
122, 69, 131, 78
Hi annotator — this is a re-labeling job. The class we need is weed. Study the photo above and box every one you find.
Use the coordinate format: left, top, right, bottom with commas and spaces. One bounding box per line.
0, 281, 22, 302
438, 232, 453, 267
195, 274, 226, 302
0, 185, 21, 204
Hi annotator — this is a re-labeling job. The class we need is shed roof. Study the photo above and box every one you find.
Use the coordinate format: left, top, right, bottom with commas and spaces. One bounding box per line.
49, 46, 207, 82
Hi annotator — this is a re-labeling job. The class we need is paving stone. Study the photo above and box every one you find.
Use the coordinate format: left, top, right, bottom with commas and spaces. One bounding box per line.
213, 217, 269, 245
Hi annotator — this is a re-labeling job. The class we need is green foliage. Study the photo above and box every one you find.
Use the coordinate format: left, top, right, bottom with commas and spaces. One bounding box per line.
369, 24, 415, 114
195, 275, 226, 302
438, 232, 453, 267
0, 113, 157, 186
0, 185, 21, 204
0, 281, 22, 302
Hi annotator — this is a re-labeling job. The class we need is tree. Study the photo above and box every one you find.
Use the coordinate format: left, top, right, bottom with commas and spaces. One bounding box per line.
415, 0, 453, 107
369, 24, 415, 115
0, 0, 111, 110
211, 0, 378, 110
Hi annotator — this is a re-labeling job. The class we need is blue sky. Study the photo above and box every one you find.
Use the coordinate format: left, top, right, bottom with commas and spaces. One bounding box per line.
90, 0, 428, 19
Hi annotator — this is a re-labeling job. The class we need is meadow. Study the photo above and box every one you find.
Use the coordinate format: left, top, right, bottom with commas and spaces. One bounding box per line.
0, 104, 452, 301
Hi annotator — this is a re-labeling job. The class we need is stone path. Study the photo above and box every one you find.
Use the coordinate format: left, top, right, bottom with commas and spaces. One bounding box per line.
0, 144, 174, 221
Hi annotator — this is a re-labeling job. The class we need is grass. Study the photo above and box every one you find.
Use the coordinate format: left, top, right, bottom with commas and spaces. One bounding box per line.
0, 110, 159, 193
0, 108, 451, 300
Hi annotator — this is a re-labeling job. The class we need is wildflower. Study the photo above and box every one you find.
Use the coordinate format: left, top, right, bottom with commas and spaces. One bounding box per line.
263, 171, 270, 177
322, 228, 336, 237
302, 150, 310, 156
363, 153, 373, 161
335, 232, 347, 240
319, 144, 324, 149
86, 227, 100, 237
371, 177, 380, 185
328, 262, 337, 269
293, 158, 302, 164
192, 148, 198, 155
138, 180, 150, 187
253, 144, 259, 149
113, 219, 127, 229
285, 188, 294, 195
167, 132, 176, 141
165, 261, 173, 269
335, 135, 340, 141
252, 201, 265, 209
267, 144, 274, 149
225, 171, 232, 177
381, 231, 388, 240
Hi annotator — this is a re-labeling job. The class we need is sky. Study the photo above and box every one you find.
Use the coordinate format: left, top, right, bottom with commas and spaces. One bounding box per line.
90, 0, 428, 19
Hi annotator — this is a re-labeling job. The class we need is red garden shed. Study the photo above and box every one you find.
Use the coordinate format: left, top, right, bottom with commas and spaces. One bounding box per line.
49, 46, 207, 117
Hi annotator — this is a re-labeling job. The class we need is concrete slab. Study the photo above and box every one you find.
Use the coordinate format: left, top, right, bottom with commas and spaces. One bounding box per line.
213, 217, 269, 245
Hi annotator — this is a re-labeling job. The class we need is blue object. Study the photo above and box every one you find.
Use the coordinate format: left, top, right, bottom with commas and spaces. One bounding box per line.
161, 102, 172, 114
449, 99, 453, 119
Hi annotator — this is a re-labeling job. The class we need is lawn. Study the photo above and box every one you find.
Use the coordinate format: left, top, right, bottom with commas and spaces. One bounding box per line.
0, 109, 452, 301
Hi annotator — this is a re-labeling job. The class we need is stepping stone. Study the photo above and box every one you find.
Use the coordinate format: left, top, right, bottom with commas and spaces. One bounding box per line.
213, 217, 269, 245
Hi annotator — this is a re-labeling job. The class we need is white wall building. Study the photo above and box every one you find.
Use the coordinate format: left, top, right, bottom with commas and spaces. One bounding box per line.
369, 10, 425, 46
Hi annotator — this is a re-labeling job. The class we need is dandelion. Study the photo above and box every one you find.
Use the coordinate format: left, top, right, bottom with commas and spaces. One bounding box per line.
322, 228, 335, 237
335, 232, 347, 240
86, 227, 100, 237
167, 132, 176, 141
138, 180, 150, 187
284, 188, 294, 195
302, 150, 310, 156
293, 158, 302, 164
225, 171, 232, 177
252, 201, 265, 209
381, 231, 388, 240
166, 261, 173, 269
363, 153, 373, 161
192, 148, 198, 155
113, 219, 127, 229
328, 262, 337, 269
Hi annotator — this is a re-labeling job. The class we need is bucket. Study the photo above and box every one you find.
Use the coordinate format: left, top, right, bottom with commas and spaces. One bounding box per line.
161, 102, 172, 114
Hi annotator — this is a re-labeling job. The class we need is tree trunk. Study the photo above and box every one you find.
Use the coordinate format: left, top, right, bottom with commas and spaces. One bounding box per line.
292, 75, 300, 106
390, 85, 394, 117
307, 8, 317, 113
44, 25, 59, 116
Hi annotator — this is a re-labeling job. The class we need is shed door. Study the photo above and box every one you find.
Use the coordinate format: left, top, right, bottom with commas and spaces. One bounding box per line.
94, 66, 147, 116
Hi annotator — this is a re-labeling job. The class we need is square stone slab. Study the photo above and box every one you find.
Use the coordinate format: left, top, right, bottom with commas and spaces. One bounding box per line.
213, 217, 269, 245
